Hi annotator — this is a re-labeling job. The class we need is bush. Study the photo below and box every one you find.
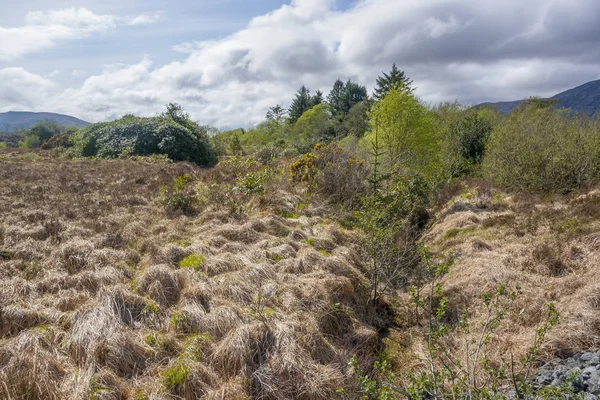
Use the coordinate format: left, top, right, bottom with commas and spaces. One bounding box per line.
0, 142, 7, 149
290, 142, 368, 205
483, 104, 600, 193
158, 174, 198, 214
77, 106, 217, 166
40, 133, 74, 149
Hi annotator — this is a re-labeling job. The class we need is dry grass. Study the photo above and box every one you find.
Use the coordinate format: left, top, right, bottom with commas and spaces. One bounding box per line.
0, 151, 376, 399
389, 182, 600, 380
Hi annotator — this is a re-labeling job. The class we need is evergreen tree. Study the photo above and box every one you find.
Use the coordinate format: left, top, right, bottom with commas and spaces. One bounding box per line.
327, 79, 346, 116
343, 80, 368, 114
373, 63, 413, 100
266, 105, 286, 122
289, 86, 312, 123
311, 90, 324, 107
328, 79, 368, 116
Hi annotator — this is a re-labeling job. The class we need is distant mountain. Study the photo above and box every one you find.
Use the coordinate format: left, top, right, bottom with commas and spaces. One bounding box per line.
0, 111, 90, 132
477, 79, 600, 115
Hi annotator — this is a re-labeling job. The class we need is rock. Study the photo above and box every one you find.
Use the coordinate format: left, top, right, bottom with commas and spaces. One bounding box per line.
582, 353, 596, 362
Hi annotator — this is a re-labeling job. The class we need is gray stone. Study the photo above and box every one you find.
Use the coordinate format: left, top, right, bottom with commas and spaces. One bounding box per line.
582, 352, 596, 362
583, 394, 599, 400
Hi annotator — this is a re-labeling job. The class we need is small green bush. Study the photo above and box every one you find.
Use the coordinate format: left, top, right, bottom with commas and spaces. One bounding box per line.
162, 360, 189, 391
158, 174, 198, 214
483, 104, 600, 193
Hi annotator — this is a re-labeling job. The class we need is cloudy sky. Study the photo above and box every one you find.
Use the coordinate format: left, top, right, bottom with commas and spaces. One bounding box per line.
1, 0, 599, 128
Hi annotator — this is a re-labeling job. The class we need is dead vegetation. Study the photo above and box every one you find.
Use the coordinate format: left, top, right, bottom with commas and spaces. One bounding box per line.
0, 151, 377, 399
387, 181, 600, 378
2, 150, 600, 398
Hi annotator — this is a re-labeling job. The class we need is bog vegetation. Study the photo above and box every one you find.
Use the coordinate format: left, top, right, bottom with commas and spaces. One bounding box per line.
1, 64, 600, 399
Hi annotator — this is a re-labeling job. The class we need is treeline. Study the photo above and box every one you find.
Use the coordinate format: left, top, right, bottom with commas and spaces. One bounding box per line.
211, 63, 411, 155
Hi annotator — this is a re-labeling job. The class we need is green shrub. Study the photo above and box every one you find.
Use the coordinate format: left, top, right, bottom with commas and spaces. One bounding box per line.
179, 253, 205, 271
0, 142, 7, 149
158, 174, 198, 214
483, 104, 600, 193
19, 134, 41, 149
162, 360, 189, 391
77, 105, 217, 166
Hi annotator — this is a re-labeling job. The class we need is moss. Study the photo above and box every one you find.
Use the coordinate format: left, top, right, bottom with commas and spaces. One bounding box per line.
318, 249, 330, 257
179, 253, 205, 271
143, 299, 161, 314
444, 226, 476, 239
306, 237, 316, 246
170, 310, 188, 330
162, 360, 190, 391
278, 209, 300, 219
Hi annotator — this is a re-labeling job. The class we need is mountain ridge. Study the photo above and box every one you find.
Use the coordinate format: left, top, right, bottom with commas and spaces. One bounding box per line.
0, 111, 90, 132
477, 79, 600, 114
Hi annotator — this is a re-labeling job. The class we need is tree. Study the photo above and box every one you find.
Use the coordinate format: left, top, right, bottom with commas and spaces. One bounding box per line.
342, 80, 368, 114
266, 105, 286, 122
290, 104, 334, 151
373, 63, 413, 100
367, 86, 441, 181
328, 79, 368, 116
311, 90, 324, 107
327, 79, 346, 116
289, 86, 312, 123
230, 132, 243, 155
344, 102, 370, 137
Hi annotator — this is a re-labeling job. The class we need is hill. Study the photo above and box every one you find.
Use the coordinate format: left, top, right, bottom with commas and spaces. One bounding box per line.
0, 111, 90, 132
478, 79, 600, 114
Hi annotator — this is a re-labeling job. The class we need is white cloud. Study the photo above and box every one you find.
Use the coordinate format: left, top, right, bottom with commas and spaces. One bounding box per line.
0, 7, 159, 61
0, 68, 57, 112
3, 0, 600, 126
126, 12, 163, 26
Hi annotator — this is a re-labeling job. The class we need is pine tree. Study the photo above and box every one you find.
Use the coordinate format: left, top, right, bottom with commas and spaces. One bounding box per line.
289, 86, 312, 123
311, 90, 324, 107
343, 80, 368, 114
327, 79, 346, 116
266, 105, 286, 122
373, 63, 413, 100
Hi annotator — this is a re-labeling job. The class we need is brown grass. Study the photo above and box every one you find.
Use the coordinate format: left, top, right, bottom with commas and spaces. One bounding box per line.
0, 151, 377, 399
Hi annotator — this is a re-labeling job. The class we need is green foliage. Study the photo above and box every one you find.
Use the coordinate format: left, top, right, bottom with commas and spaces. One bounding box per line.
328, 79, 369, 117
19, 133, 42, 149
456, 111, 493, 165
289, 85, 313, 123
289, 142, 369, 205
235, 169, 269, 196
373, 63, 413, 100
290, 104, 335, 151
158, 174, 198, 214
162, 360, 190, 391
76, 104, 217, 166
266, 104, 287, 122
483, 104, 600, 193
349, 249, 567, 399
179, 253, 205, 271
366, 86, 442, 184
0, 142, 7, 149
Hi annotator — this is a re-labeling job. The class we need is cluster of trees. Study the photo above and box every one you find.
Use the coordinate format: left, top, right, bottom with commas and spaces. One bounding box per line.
212, 63, 412, 155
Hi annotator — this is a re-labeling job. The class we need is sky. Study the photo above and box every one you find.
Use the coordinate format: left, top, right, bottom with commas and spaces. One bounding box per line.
1, 0, 600, 128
